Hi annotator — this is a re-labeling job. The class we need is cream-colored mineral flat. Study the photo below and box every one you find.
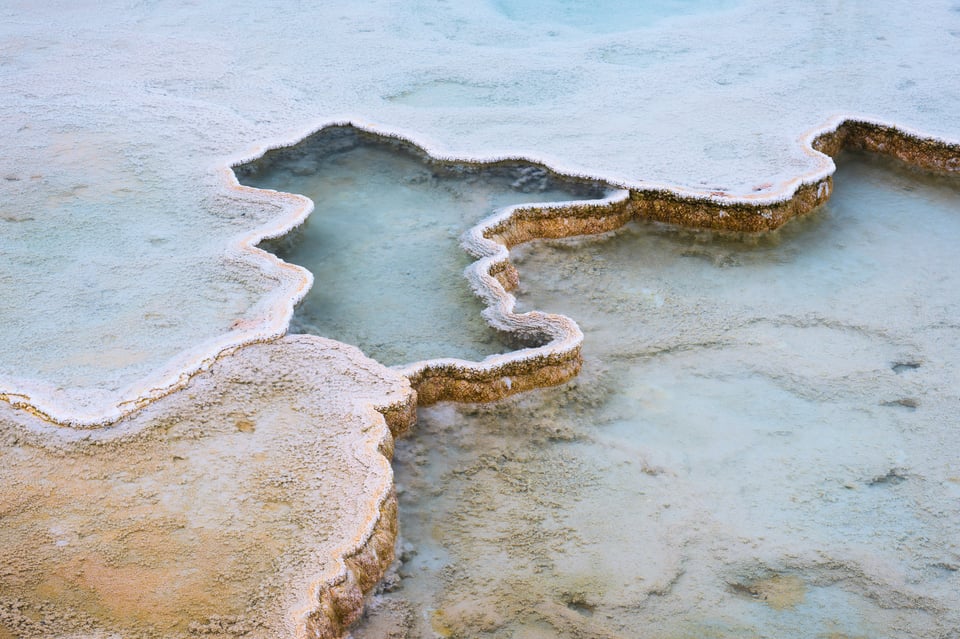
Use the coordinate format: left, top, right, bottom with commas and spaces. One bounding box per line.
0, 335, 415, 639
3, 1, 959, 425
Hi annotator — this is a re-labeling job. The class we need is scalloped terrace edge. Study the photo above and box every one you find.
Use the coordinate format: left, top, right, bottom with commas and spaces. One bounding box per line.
298, 390, 418, 639
0, 178, 317, 428
3, 116, 957, 430
0, 337, 418, 639
327, 116, 960, 406
276, 116, 958, 639
1, 117, 956, 639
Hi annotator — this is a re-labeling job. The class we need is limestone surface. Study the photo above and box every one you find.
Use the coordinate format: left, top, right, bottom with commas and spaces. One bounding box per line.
2, 0, 959, 423
0, 336, 415, 639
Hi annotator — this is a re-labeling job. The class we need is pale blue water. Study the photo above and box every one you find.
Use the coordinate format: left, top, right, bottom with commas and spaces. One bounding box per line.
238, 126, 604, 365
355, 152, 960, 638
492, 0, 737, 33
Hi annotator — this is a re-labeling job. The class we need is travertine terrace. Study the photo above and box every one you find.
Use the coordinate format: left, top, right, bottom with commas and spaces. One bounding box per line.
0, 336, 414, 639
234, 121, 960, 408
2, 1, 960, 637
3, 0, 960, 425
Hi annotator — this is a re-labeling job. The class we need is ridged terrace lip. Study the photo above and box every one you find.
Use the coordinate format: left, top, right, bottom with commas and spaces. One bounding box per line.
237, 120, 959, 414
357, 149, 960, 638
4, 117, 956, 428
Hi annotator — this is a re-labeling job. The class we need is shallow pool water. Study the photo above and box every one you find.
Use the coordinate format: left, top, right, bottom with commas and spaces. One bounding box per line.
491, 0, 737, 34
238, 127, 604, 366
353, 152, 960, 638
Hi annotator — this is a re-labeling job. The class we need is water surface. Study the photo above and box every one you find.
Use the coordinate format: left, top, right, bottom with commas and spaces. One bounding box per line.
355, 152, 960, 638
239, 127, 603, 365
491, 0, 737, 34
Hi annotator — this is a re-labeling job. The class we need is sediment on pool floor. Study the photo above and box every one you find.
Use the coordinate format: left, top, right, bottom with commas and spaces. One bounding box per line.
405, 119, 960, 405
353, 150, 960, 639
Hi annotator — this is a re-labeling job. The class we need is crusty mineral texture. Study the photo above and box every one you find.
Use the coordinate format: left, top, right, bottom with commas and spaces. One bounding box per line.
398, 120, 960, 407
0, 335, 415, 639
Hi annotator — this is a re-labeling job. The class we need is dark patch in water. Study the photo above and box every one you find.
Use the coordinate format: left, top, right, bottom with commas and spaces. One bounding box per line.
892, 361, 922, 373
867, 467, 910, 486
930, 561, 959, 573
881, 397, 919, 410
561, 592, 596, 616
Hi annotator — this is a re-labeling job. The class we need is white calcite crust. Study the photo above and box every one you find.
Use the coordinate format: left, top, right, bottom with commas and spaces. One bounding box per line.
2, 1, 959, 423
0, 335, 415, 639
1, 4, 959, 638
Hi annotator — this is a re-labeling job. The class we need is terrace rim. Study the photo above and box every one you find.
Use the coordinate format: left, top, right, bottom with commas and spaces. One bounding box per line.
2, 116, 959, 427
238, 117, 960, 412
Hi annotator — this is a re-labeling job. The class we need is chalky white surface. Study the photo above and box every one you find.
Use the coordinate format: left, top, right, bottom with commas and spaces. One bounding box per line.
1, 0, 958, 422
